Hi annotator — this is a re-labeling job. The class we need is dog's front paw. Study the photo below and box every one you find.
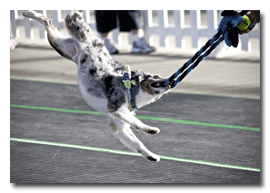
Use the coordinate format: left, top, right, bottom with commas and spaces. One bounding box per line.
144, 127, 160, 135
147, 154, 160, 162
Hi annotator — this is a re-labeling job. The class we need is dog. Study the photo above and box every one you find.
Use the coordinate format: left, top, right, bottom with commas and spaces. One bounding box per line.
23, 10, 174, 162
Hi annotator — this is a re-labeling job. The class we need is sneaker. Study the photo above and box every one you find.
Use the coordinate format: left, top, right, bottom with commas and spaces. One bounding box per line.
103, 38, 118, 54
131, 37, 156, 53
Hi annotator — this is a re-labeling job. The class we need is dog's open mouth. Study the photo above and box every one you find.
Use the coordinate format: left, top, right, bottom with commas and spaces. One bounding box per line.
151, 80, 175, 89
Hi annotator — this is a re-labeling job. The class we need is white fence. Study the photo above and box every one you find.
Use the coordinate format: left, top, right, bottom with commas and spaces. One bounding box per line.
10, 10, 260, 57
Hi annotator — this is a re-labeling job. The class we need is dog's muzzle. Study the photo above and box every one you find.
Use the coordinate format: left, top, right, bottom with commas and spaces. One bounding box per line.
151, 80, 175, 89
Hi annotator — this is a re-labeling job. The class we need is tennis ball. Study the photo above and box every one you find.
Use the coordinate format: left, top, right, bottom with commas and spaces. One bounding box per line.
237, 15, 251, 30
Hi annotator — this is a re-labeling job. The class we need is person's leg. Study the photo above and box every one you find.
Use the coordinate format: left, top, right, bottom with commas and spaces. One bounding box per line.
130, 29, 140, 42
117, 11, 140, 41
117, 10, 139, 32
100, 32, 109, 38
95, 11, 118, 54
95, 10, 118, 34
118, 10, 155, 53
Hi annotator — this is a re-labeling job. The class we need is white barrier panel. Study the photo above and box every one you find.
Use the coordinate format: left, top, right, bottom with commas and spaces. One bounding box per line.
10, 10, 260, 57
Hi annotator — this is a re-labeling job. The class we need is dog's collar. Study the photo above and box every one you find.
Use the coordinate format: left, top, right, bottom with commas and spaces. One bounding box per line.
122, 65, 138, 115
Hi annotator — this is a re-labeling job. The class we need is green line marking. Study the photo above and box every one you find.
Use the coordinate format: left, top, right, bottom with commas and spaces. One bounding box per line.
10, 104, 260, 132
10, 137, 260, 172
135, 115, 260, 131
10, 104, 104, 116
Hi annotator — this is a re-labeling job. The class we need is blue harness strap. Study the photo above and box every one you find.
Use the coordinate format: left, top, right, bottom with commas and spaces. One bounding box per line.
164, 10, 252, 88
122, 65, 138, 114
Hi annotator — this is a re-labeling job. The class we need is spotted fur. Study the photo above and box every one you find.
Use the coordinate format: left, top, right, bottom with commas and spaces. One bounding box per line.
23, 10, 173, 162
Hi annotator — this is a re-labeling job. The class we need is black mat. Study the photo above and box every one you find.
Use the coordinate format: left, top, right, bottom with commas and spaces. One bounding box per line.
10, 79, 260, 183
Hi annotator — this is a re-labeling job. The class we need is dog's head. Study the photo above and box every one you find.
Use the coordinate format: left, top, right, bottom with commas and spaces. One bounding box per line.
132, 70, 174, 108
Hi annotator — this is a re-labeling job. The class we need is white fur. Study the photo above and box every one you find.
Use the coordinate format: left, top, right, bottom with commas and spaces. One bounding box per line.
23, 10, 173, 162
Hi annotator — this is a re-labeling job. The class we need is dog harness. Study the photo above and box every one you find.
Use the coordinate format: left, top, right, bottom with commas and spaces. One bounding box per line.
122, 65, 138, 115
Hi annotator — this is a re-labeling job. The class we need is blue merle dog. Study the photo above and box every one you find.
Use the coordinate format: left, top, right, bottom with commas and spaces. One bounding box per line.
23, 10, 173, 162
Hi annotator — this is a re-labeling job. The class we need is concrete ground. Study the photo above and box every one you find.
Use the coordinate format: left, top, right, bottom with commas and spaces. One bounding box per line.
10, 42, 260, 99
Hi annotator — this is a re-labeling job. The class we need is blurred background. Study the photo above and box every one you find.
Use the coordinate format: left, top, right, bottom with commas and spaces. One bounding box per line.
10, 10, 260, 99
10, 10, 260, 55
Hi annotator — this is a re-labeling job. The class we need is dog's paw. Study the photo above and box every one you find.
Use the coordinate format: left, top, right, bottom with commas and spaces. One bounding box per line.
147, 154, 160, 162
68, 10, 84, 18
144, 127, 160, 135
22, 10, 34, 18
23, 10, 43, 19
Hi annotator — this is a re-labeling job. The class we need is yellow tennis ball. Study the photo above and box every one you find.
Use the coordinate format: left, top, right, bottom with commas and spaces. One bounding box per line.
237, 15, 251, 30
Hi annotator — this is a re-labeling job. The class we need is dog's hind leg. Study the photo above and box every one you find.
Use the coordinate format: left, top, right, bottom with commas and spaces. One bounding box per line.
23, 10, 80, 62
109, 117, 160, 162
64, 10, 93, 43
